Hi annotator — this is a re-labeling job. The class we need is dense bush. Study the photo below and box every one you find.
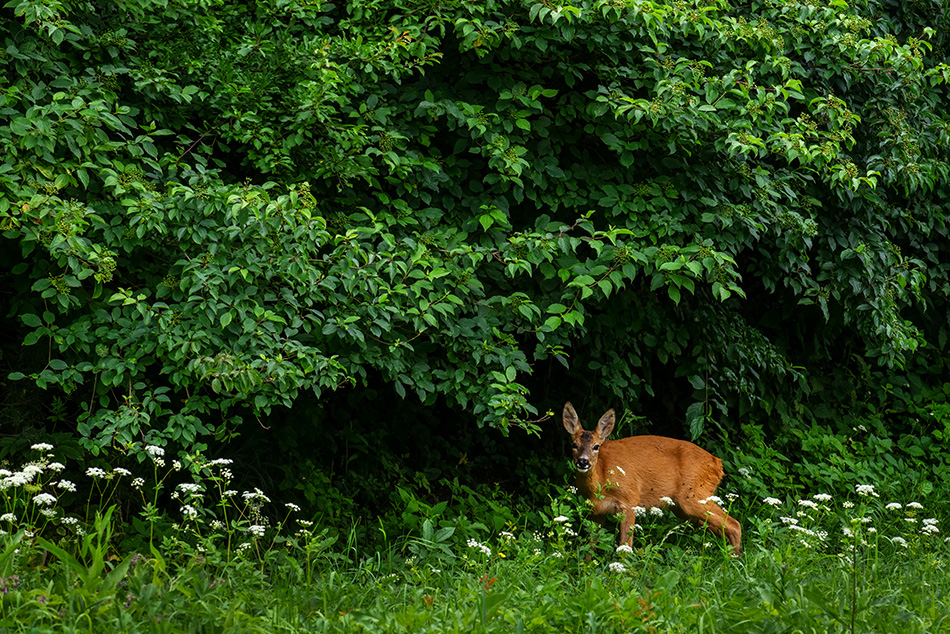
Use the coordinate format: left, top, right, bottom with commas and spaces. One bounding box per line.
1, 0, 948, 509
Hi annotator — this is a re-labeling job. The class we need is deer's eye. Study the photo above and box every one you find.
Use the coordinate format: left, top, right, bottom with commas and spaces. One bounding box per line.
592, 444, 600, 451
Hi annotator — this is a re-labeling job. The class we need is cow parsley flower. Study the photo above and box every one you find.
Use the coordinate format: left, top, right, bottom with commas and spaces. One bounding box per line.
33, 493, 57, 506
649, 507, 664, 517
885, 502, 902, 511
763, 497, 782, 507
616, 544, 633, 554
812, 493, 832, 502
113, 467, 131, 477
86, 467, 107, 478
660, 496, 675, 506
55, 480, 77, 492
466, 539, 491, 556
608, 562, 626, 573
855, 484, 878, 497
31, 443, 54, 452
248, 525, 266, 538
906, 502, 923, 510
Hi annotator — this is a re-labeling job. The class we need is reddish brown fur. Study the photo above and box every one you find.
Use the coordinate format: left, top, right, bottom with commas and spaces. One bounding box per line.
563, 402, 741, 555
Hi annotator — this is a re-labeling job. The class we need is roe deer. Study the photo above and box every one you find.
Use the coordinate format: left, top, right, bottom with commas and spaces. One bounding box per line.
563, 402, 741, 554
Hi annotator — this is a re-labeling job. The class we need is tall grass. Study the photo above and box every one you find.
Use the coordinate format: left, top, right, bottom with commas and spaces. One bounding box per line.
1, 443, 948, 632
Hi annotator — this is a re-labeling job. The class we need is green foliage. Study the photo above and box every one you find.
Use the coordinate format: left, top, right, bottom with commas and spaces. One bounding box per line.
2, 482, 948, 633
0, 0, 948, 465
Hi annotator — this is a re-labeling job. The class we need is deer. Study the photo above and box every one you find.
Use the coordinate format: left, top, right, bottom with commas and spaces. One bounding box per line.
562, 402, 741, 555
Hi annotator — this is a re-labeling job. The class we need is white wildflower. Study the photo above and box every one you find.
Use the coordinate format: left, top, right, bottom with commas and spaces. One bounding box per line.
113, 467, 131, 477
890, 536, 908, 548
699, 496, 723, 505
181, 505, 198, 519
55, 480, 77, 492
285, 503, 300, 512
842, 501, 854, 509
33, 493, 57, 506
467, 538, 491, 556
798, 499, 818, 509
172, 460, 182, 471
553, 515, 569, 523
131, 477, 145, 489
209, 458, 234, 466
499, 531, 515, 540
660, 496, 674, 506
780, 516, 799, 525
0, 513, 16, 522
737, 467, 751, 478
31, 443, 54, 452
906, 502, 923, 510
855, 484, 878, 497
47, 462, 65, 472
812, 493, 832, 502
632, 506, 647, 517
248, 525, 266, 538
885, 503, 902, 511
616, 544, 633, 554
649, 507, 664, 517
763, 497, 782, 507
242, 488, 271, 504
176, 483, 203, 495
608, 562, 626, 573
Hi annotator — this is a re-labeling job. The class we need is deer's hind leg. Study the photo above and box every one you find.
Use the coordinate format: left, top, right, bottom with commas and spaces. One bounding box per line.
674, 496, 742, 555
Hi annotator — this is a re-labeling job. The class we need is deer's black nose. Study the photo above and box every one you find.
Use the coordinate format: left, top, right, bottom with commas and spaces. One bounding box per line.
575, 458, 590, 471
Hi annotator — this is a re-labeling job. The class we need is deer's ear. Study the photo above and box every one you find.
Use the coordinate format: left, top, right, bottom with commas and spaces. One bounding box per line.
562, 402, 580, 435
595, 409, 615, 439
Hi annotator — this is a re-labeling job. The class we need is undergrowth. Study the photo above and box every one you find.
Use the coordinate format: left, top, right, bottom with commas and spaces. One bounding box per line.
1, 438, 948, 632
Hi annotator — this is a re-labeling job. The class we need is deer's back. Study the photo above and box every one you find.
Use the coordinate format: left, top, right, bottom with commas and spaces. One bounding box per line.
595, 435, 725, 508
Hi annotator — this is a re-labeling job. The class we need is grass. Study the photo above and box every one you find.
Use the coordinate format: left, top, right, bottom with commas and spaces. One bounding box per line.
2, 445, 949, 632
